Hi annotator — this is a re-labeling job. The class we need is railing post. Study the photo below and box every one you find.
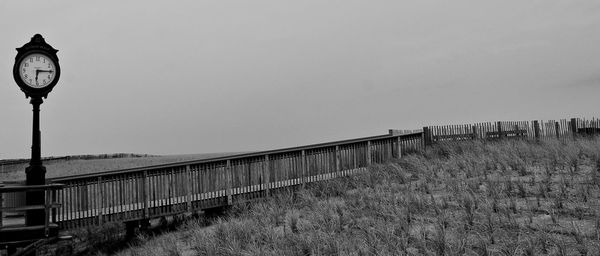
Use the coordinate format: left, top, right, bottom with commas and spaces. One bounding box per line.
0, 186, 3, 227
335, 146, 341, 177
184, 165, 191, 212
396, 136, 402, 158
98, 177, 104, 225
51, 188, 57, 224
225, 160, 232, 205
263, 155, 270, 197
366, 141, 372, 165
497, 121, 503, 139
422, 127, 431, 148
142, 171, 148, 219
81, 182, 88, 215
301, 150, 306, 187
472, 125, 478, 140
571, 118, 578, 139
44, 188, 50, 237
169, 169, 175, 212
533, 120, 540, 141
555, 121, 560, 139
388, 130, 402, 158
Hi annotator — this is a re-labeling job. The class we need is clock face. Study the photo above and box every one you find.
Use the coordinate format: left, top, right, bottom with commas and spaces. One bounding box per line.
19, 53, 56, 89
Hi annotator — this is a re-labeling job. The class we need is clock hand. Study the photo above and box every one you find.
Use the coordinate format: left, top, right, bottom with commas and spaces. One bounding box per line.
36, 70, 39, 81
37, 70, 53, 73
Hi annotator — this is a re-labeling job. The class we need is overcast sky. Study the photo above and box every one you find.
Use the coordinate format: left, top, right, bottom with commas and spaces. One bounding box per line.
1, 1, 599, 159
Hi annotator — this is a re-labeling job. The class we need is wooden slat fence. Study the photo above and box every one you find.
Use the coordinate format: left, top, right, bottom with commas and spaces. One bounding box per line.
48, 131, 424, 229
423, 117, 599, 145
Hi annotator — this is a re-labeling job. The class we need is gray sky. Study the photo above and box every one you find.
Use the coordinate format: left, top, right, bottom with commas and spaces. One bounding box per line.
1, 1, 599, 159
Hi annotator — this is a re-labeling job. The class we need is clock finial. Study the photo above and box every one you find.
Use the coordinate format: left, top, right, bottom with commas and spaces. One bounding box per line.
32, 34, 45, 43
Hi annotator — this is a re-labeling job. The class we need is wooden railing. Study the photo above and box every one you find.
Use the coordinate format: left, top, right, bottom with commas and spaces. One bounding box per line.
0, 183, 63, 243
4, 117, 599, 233
48, 131, 424, 229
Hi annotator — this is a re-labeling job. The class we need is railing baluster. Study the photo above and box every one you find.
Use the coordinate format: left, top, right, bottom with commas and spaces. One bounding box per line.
1, 189, 4, 227
97, 176, 106, 225
44, 189, 50, 237
226, 160, 232, 205
169, 169, 174, 213
301, 150, 306, 187
185, 165, 191, 212
264, 155, 270, 197
335, 146, 340, 178
366, 141, 372, 166
112, 176, 117, 221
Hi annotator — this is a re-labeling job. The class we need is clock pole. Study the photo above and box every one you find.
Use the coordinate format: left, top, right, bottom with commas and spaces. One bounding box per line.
25, 96, 46, 226
12, 34, 60, 228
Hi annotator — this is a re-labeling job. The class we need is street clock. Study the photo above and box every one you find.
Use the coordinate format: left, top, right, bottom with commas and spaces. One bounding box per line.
13, 34, 61, 98
11, 34, 61, 227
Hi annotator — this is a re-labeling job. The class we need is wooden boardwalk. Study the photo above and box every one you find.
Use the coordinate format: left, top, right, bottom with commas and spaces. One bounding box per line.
2, 131, 423, 231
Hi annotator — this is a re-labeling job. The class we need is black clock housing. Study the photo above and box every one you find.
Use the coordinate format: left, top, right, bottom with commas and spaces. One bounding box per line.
13, 34, 61, 98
